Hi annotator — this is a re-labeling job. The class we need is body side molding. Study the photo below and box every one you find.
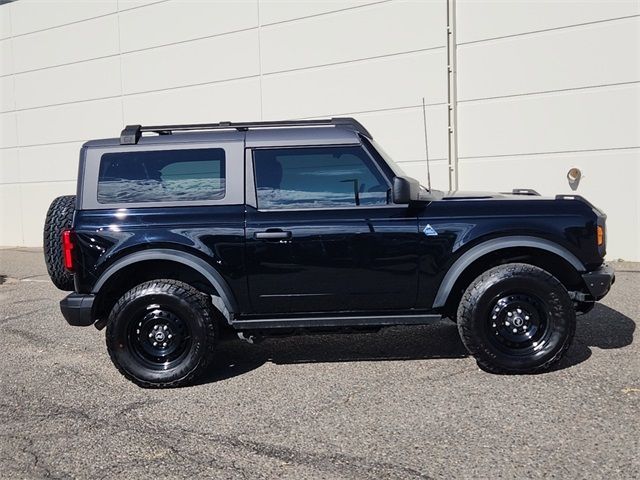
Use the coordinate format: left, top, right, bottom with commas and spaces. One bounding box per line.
432, 236, 586, 308
92, 249, 238, 314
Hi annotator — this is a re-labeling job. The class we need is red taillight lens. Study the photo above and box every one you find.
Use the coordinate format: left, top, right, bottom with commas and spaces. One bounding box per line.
62, 230, 74, 271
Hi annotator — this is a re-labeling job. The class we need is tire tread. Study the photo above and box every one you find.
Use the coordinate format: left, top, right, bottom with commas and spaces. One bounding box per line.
106, 279, 218, 388
43, 195, 76, 291
457, 263, 575, 374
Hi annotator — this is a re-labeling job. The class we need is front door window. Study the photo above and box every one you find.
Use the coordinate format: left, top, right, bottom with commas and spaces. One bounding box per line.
253, 146, 390, 210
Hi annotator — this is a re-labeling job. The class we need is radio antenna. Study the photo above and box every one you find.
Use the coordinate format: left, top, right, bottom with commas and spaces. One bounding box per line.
421, 97, 432, 191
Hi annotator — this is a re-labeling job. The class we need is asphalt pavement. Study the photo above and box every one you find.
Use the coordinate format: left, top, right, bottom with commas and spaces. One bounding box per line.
0, 248, 638, 479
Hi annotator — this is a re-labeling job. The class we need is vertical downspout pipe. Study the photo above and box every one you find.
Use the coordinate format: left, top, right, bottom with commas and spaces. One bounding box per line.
446, 0, 459, 191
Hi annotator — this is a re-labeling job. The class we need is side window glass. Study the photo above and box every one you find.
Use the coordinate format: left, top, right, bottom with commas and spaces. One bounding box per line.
97, 148, 225, 204
253, 146, 389, 209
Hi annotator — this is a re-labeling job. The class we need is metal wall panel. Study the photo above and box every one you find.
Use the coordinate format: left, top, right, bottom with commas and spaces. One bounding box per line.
456, 1, 640, 260
118, 0, 257, 52
11, 16, 119, 73
0, 0, 637, 260
14, 57, 122, 110
457, 0, 640, 44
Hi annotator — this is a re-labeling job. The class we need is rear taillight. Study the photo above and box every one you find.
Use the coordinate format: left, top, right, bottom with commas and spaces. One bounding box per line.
62, 230, 74, 271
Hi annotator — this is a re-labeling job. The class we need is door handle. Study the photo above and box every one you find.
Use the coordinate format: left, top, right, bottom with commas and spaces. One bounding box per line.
254, 230, 292, 240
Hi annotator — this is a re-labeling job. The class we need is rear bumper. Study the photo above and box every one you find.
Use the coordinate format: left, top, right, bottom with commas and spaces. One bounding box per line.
60, 293, 95, 326
582, 263, 615, 300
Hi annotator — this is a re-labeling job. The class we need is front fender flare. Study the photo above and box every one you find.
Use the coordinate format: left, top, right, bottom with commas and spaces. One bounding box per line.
432, 236, 586, 308
92, 249, 238, 314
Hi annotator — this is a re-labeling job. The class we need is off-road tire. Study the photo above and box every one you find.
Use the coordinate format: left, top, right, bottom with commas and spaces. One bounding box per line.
457, 263, 575, 374
106, 279, 218, 388
43, 195, 76, 291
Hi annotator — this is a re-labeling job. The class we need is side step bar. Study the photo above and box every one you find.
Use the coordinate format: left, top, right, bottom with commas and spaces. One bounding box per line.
231, 314, 442, 330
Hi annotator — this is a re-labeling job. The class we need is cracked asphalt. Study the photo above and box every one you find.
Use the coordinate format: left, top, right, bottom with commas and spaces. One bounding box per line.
0, 248, 638, 479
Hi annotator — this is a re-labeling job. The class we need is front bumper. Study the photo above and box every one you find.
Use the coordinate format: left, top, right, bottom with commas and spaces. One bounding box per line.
60, 293, 95, 326
581, 263, 615, 300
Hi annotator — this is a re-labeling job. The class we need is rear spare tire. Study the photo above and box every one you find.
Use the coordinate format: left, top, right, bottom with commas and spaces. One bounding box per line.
43, 195, 76, 291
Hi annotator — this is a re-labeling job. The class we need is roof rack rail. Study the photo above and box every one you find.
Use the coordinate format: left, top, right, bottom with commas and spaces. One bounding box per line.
119, 117, 372, 145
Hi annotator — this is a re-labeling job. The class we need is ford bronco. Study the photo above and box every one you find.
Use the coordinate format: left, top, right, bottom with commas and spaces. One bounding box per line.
43, 118, 615, 387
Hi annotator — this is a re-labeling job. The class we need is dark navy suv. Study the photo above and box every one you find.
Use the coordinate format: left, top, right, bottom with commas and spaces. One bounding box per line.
43, 118, 615, 387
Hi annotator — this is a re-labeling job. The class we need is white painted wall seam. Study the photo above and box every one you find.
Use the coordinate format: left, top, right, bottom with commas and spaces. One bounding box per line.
458, 80, 640, 105
460, 145, 640, 161
259, 0, 394, 28
458, 13, 640, 46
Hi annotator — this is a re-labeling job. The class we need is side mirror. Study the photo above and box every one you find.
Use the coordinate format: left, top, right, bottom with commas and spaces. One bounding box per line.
392, 176, 422, 204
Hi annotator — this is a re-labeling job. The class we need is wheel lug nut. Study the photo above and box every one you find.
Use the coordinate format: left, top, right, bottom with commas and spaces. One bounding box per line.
525, 315, 530, 320
154, 325, 159, 330
162, 342, 167, 347
505, 321, 510, 326
163, 325, 168, 330
148, 333, 153, 338
507, 312, 513, 317
492, 323, 496, 328
492, 315, 497, 320
153, 341, 157, 346
517, 308, 522, 314
512, 328, 518, 333
168, 334, 172, 339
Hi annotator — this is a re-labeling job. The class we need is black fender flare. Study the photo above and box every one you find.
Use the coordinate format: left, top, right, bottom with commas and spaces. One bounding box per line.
92, 249, 238, 315
432, 236, 586, 308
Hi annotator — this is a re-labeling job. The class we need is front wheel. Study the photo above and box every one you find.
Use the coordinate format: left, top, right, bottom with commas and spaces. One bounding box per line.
106, 280, 218, 388
457, 263, 575, 374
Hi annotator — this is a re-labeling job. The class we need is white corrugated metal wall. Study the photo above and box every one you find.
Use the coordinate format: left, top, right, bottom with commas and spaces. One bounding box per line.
0, 0, 638, 259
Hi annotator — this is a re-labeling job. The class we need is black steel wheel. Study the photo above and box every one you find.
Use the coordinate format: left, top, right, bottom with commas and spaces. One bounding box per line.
106, 279, 218, 388
457, 263, 575, 374
487, 293, 552, 355
128, 307, 192, 370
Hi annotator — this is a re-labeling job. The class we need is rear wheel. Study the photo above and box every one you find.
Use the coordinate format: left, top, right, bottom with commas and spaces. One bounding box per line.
457, 263, 575, 374
43, 195, 76, 291
106, 279, 218, 388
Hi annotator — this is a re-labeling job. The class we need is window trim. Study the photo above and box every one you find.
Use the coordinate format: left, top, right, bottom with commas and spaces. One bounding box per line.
96, 148, 227, 205
249, 143, 395, 212
80, 141, 244, 210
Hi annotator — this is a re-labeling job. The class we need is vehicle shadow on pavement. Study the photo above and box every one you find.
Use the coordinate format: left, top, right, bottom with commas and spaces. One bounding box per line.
555, 303, 636, 371
197, 304, 635, 384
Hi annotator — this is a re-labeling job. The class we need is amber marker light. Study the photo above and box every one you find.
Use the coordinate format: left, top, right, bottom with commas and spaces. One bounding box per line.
597, 225, 604, 247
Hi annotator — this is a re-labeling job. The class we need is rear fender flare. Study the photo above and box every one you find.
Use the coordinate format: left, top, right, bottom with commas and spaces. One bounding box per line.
92, 249, 238, 315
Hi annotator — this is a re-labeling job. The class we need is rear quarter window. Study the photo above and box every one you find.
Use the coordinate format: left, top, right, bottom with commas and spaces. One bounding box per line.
97, 148, 225, 204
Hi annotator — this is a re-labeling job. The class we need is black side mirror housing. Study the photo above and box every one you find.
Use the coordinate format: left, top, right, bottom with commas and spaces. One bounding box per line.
392, 176, 422, 204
